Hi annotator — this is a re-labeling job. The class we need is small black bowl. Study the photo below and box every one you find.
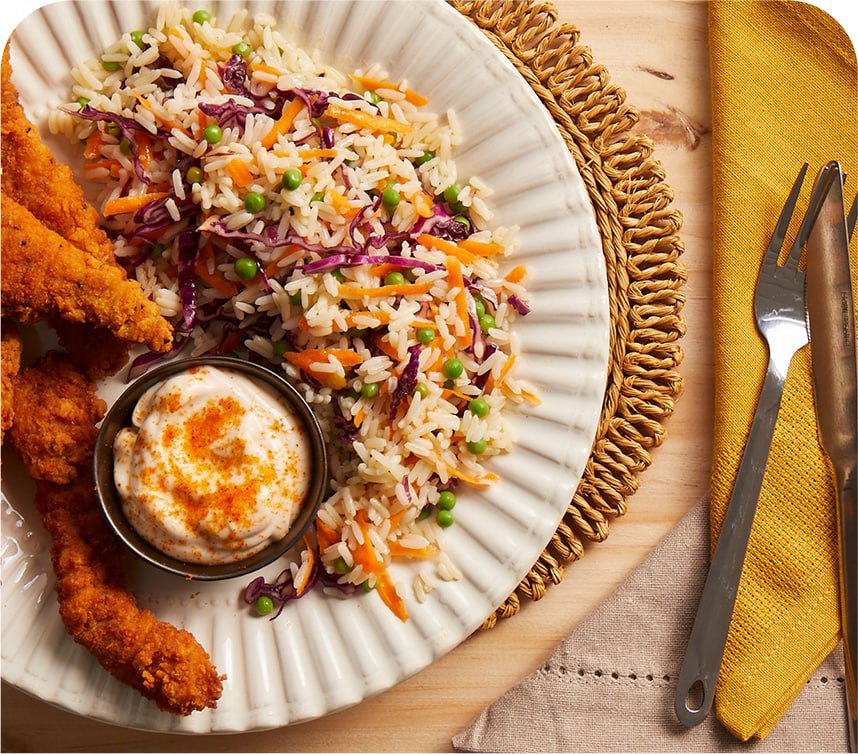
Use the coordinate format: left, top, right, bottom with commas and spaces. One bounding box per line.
94, 356, 328, 581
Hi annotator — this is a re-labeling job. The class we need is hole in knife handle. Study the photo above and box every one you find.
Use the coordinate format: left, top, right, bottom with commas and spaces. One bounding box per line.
683, 680, 705, 713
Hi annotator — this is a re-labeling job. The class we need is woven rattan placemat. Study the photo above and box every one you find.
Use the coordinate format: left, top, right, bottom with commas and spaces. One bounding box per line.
451, 0, 687, 629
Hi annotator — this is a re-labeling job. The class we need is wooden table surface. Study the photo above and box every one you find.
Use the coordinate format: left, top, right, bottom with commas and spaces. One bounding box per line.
0, 2, 713, 750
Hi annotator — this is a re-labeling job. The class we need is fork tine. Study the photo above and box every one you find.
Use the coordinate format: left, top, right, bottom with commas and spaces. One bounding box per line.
784, 163, 836, 270
764, 162, 808, 267
848, 192, 857, 242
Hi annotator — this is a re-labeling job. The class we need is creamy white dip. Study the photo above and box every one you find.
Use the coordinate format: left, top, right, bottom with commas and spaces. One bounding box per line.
113, 365, 310, 565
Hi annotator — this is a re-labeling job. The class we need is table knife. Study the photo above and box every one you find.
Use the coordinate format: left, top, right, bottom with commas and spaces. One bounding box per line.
806, 160, 858, 753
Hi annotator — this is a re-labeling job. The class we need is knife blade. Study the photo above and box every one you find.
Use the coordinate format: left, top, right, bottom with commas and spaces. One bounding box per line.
805, 160, 858, 753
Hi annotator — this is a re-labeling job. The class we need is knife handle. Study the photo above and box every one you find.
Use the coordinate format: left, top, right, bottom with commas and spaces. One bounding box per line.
674, 355, 789, 727
834, 462, 858, 752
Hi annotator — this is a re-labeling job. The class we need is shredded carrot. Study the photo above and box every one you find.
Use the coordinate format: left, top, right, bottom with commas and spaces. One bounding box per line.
353, 410, 365, 428
369, 263, 403, 278
297, 315, 311, 332
339, 281, 432, 299
326, 189, 358, 217
458, 239, 504, 256
501, 383, 542, 405
351, 74, 428, 107
226, 159, 254, 187
389, 542, 440, 559
219, 330, 242, 354
261, 97, 303, 149
412, 191, 433, 218
137, 133, 152, 169
250, 63, 283, 76
441, 460, 499, 487
83, 131, 102, 159
198, 65, 208, 88
373, 336, 400, 362
332, 310, 392, 332
194, 244, 240, 297
84, 159, 120, 171
352, 512, 408, 622
316, 519, 339, 552
264, 245, 301, 278
284, 349, 363, 390
294, 535, 315, 596
442, 388, 475, 402
416, 233, 477, 265
299, 148, 339, 159
382, 134, 396, 145
326, 103, 412, 135
445, 256, 470, 346
412, 319, 437, 330
103, 191, 171, 217
497, 353, 516, 384
504, 264, 528, 284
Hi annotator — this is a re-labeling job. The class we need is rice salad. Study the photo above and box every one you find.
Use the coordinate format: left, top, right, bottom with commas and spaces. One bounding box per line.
50, 4, 540, 621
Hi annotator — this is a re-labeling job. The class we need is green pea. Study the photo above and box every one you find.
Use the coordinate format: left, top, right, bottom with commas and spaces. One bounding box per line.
404, 269, 417, 282
272, 339, 289, 356
437, 491, 456, 510
107, 124, 122, 137
417, 505, 432, 521
443, 185, 460, 205
150, 243, 165, 260
119, 137, 131, 155
244, 192, 266, 213
474, 298, 486, 318
75, 96, 90, 108
436, 509, 455, 528
347, 388, 361, 400
360, 381, 380, 399
203, 124, 222, 144
442, 358, 463, 380
288, 291, 303, 306
233, 257, 258, 280
281, 168, 302, 191
192, 9, 212, 24
383, 271, 405, 287
467, 439, 488, 455
368, 90, 382, 105
129, 30, 146, 48
444, 379, 455, 389
334, 557, 351, 575
381, 187, 400, 210
453, 215, 471, 232
346, 327, 369, 338
186, 166, 203, 184
414, 150, 435, 167
331, 268, 346, 284
414, 382, 430, 399
478, 313, 496, 333
232, 41, 251, 58
362, 578, 376, 592
416, 327, 435, 344
310, 191, 325, 204
255, 595, 274, 615
451, 201, 467, 215
101, 60, 122, 72
468, 398, 489, 417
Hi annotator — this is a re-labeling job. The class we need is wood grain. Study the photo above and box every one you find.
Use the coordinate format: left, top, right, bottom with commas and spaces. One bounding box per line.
0, 1, 713, 751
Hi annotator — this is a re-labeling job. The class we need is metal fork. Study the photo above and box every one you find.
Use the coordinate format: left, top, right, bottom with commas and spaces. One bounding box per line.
674, 162, 837, 726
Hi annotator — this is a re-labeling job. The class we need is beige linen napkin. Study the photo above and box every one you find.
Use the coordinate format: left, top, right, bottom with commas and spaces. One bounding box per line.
453, 499, 848, 752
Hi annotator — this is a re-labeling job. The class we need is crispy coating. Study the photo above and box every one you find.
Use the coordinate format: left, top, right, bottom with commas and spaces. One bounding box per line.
1, 321, 23, 442
53, 321, 132, 380
1, 45, 115, 263
8, 352, 106, 484
34, 478, 224, 715
1, 198, 173, 352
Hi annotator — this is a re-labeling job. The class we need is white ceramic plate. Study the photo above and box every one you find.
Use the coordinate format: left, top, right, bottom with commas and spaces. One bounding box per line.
1, 0, 609, 733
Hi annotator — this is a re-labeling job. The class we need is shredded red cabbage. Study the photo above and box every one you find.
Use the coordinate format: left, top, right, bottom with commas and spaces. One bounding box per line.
219, 54, 250, 96
321, 126, 335, 148
348, 195, 382, 248
126, 336, 188, 382
256, 261, 272, 293
401, 475, 413, 504
474, 344, 498, 390
63, 104, 169, 184
297, 254, 441, 275
280, 87, 330, 118
204, 221, 354, 256
432, 216, 471, 242
508, 295, 531, 316
177, 232, 199, 328
389, 344, 421, 418
243, 557, 320, 619
364, 232, 414, 251
412, 203, 452, 236
198, 99, 281, 130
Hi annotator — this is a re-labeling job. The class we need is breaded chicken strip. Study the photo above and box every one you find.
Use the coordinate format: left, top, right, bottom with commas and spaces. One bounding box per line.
1, 321, 23, 442
9, 352, 106, 484
1, 198, 172, 352
1, 45, 114, 263
34, 477, 224, 715
53, 321, 132, 381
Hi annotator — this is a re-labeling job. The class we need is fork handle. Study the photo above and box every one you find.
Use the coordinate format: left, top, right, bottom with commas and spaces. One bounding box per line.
675, 354, 792, 727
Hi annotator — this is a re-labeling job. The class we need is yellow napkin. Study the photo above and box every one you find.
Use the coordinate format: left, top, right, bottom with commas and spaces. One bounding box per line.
709, 0, 857, 742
